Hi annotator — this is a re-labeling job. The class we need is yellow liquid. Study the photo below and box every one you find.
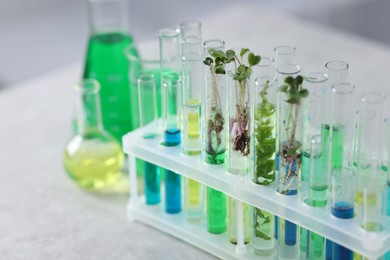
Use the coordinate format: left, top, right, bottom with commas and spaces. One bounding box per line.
186, 99, 201, 139
355, 191, 377, 205
188, 179, 201, 206
229, 199, 252, 244
63, 135, 124, 189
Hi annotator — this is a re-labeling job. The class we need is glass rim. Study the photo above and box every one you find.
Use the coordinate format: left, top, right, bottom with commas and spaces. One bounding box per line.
159, 27, 180, 38
331, 82, 355, 95
182, 51, 202, 61
273, 45, 296, 55
325, 60, 349, 71
276, 64, 301, 75
304, 72, 328, 83
137, 74, 156, 84
360, 91, 386, 104
203, 38, 225, 50
256, 56, 274, 67
180, 20, 202, 29
73, 79, 100, 94
182, 35, 202, 45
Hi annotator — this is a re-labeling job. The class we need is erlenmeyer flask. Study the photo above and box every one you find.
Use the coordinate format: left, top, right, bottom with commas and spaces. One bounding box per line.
83, 0, 138, 142
64, 80, 124, 189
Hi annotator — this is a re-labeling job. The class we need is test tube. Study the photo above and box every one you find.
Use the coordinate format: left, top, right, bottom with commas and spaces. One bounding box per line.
331, 168, 355, 260
138, 74, 160, 205
308, 134, 330, 206
274, 45, 302, 260
180, 20, 202, 56
324, 60, 349, 260
382, 118, 390, 259
361, 177, 387, 232
229, 198, 252, 246
159, 27, 182, 214
182, 51, 204, 219
302, 72, 329, 204
325, 60, 349, 86
204, 39, 228, 234
252, 57, 277, 257
355, 93, 386, 205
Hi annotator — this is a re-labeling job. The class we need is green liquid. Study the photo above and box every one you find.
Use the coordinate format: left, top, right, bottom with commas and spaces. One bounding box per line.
300, 227, 308, 255
309, 232, 325, 259
205, 151, 226, 165
322, 124, 345, 169
207, 187, 226, 234
83, 32, 138, 141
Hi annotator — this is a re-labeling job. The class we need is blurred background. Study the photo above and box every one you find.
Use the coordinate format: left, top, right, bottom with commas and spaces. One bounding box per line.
0, 0, 388, 89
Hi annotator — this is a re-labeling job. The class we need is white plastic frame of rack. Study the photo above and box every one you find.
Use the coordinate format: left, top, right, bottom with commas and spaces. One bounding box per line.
124, 126, 390, 259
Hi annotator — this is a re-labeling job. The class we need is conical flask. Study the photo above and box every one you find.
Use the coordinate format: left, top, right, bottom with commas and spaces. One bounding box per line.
83, 0, 138, 142
64, 80, 124, 189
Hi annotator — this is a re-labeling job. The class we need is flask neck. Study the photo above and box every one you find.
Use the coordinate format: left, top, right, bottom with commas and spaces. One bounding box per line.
87, 0, 128, 34
74, 80, 103, 134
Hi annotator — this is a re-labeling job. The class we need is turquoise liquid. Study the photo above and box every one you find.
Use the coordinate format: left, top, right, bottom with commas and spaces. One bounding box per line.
165, 169, 181, 214
83, 32, 137, 141
144, 161, 160, 205
300, 227, 308, 259
322, 124, 345, 169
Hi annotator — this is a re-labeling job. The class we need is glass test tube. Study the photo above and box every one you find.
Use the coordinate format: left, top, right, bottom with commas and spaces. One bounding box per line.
382, 118, 390, 260
301, 72, 328, 204
229, 198, 252, 245
180, 20, 202, 55
159, 27, 182, 214
203, 39, 228, 234
324, 60, 353, 260
252, 57, 277, 256
138, 74, 161, 205
355, 93, 386, 205
274, 45, 301, 260
182, 51, 204, 219
361, 177, 387, 232
331, 168, 355, 260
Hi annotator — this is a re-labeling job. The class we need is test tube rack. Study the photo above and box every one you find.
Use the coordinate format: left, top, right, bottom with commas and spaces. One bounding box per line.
123, 125, 390, 259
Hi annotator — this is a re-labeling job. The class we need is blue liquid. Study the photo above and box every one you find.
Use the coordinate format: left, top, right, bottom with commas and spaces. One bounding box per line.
326, 240, 333, 260
144, 161, 160, 205
331, 202, 354, 219
333, 243, 352, 260
164, 128, 181, 146
165, 169, 181, 214
285, 220, 297, 246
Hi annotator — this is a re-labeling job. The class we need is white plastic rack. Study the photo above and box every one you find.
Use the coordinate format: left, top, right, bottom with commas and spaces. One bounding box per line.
124, 126, 390, 259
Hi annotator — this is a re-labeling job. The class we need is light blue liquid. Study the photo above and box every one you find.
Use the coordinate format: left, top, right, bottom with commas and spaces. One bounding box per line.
144, 161, 160, 205
165, 169, 181, 214
164, 128, 181, 146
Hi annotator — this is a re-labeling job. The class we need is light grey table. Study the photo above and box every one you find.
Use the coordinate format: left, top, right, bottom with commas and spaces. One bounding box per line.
1, 3, 389, 259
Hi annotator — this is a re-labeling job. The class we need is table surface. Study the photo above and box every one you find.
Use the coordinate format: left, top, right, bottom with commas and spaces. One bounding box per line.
1, 3, 390, 259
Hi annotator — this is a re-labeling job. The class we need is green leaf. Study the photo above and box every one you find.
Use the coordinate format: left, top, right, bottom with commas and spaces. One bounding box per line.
255, 230, 271, 240
295, 75, 303, 85
203, 57, 212, 66
248, 52, 261, 66
209, 49, 225, 59
215, 66, 226, 74
284, 76, 294, 86
226, 50, 235, 59
286, 97, 299, 104
240, 48, 249, 57
278, 85, 288, 93
299, 89, 309, 98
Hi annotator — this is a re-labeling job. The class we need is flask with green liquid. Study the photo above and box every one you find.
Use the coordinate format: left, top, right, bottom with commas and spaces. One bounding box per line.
64, 80, 124, 189
83, 0, 138, 142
